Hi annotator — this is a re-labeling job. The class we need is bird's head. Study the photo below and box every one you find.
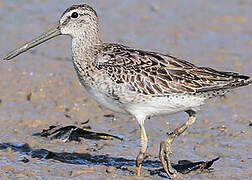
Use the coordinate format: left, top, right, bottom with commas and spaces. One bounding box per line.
3, 4, 99, 61
59, 4, 99, 38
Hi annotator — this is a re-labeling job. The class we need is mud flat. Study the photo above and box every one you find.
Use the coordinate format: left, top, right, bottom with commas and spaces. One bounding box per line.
0, 0, 251, 179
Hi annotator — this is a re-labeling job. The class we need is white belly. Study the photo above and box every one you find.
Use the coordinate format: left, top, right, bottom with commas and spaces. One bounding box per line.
126, 94, 206, 123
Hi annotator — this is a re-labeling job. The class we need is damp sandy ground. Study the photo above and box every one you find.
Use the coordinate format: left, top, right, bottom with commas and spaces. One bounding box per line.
0, 0, 251, 179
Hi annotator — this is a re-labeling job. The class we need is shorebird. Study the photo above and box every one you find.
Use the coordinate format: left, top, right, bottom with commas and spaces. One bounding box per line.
3, 4, 251, 178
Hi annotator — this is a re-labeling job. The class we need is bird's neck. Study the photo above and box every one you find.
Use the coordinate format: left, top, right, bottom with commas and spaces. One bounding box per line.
72, 30, 102, 65
71, 30, 102, 83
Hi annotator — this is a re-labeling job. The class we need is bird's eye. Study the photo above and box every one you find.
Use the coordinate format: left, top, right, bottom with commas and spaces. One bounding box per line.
71, 12, 79, 19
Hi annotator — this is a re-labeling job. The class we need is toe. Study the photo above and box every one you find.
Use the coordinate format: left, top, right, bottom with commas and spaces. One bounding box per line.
136, 164, 142, 176
159, 140, 180, 178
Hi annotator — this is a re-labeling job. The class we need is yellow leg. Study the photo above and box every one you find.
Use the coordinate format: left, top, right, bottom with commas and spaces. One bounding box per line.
136, 123, 148, 176
159, 110, 197, 179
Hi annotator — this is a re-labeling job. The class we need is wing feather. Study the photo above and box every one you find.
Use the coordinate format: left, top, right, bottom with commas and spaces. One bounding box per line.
96, 43, 251, 95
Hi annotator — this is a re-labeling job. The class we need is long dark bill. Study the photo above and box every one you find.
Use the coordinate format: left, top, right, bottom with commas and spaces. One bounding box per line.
3, 25, 62, 61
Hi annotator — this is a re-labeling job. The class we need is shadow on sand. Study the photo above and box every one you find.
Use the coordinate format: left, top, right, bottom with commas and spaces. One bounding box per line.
0, 124, 219, 178
0, 141, 219, 178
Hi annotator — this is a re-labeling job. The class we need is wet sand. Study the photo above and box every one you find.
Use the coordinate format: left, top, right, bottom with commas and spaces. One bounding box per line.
0, 0, 251, 179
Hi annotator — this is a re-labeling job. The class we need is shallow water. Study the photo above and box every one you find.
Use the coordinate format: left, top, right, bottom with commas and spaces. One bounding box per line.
0, 0, 251, 179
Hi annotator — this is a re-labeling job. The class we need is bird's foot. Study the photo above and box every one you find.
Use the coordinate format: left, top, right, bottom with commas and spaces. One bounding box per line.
136, 152, 150, 176
159, 140, 181, 179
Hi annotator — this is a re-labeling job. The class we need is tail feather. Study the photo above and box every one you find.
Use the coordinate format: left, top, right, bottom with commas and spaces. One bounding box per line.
196, 74, 251, 93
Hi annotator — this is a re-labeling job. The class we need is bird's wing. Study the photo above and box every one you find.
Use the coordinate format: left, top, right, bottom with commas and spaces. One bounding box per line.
96, 43, 251, 95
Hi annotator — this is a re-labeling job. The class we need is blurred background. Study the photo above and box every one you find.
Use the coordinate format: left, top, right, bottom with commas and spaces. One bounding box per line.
0, 0, 251, 179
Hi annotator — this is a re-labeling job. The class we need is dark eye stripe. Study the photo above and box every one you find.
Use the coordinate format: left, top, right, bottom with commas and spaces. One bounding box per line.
80, 13, 91, 17
62, 17, 71, 26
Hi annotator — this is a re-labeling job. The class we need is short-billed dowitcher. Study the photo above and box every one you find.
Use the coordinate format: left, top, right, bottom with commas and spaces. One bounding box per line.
3, 4, 251, 178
